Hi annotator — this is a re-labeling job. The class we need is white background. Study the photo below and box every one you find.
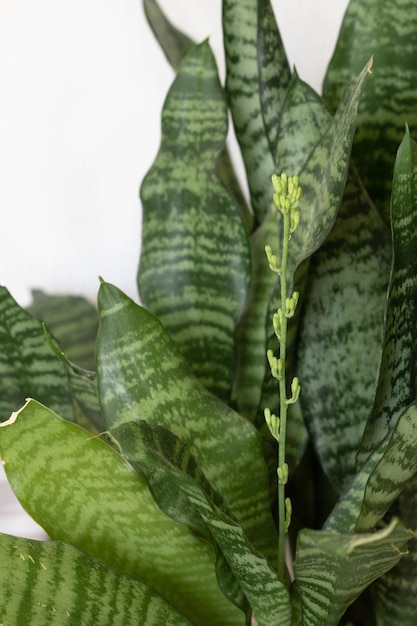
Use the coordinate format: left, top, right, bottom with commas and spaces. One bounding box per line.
0, 0, 349, 538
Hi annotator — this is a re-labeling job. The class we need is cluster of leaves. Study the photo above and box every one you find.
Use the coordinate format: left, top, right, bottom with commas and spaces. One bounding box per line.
1, 0, 417, 624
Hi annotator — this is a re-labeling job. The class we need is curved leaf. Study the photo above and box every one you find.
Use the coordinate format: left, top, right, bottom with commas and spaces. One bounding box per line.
0, 533, 192, 625
96, 280, 278, 565
323, 0, 417, 222
358, 128, 417, 465
0, 399, 242, 626
138, 41, 251, 402
293, 518, 410, 626
111, 420, 292, 626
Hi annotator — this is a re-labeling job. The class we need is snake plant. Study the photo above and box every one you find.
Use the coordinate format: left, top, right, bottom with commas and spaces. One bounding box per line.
1, 0, 417, 624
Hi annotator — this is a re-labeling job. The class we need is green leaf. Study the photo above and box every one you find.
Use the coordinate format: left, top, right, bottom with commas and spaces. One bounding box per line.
323, 0, 417, 222
324, 400, 417, 534
358, 128, 417, 465
96, 280, 278, 565
143, 0, 194, 71
372, 476, 417, 625
0, 399, 242, 626
138, 40, 251, 403
110, 420, 293, 626
296, 169, 391, 494
0, 533, 193, 625
256, 0, 292, 159
293, 518, 411, 626
0, 286, 74, 422
26, 290, 98, 371
223, 0, 290, 224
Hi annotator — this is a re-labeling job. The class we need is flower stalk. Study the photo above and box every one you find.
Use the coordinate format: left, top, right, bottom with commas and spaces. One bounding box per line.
264, 173, 302, 583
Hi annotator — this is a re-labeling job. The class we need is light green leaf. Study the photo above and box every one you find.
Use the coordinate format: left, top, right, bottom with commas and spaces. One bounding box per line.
110, 420, 292, 626
296, 169, 391, 493
0, 286, 73, 422
0, 533, 193, 625
96, 280, 278, 565
293, 518, 411, 626
358, 128, 417, 465
323, 0, 417, 223
0, 399, 242, 626
138, 40, 251, 403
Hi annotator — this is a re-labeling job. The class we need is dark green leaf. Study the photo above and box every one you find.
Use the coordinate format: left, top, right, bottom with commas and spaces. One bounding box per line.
138, 41, 251, 402
297, 169, 391, 493
143, 0, 194, 71
223, 0, 289, 224
0, 399, 242, 626
358, 128, 417, 465
0, 286, 73, 422
323, 0, 417, 222
26, 290, 98, 371
0, 532, 193, 625
96, 280, 278, 565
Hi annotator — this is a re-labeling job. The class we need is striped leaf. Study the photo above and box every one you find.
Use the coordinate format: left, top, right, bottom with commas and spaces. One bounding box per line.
138, 40, 251, 403
96, 280, 278, 565
111, 420, 292, 626
257, 0, 292, 158
293, 518, 411, 626
324, 400, 417, 534
372, 476, 417, 625
234, 76, 331, 423
0, 399, 242, 626
0, 286, 73, 422
358, 128, 417, 465
26, 290, 98, 371
0, 532, 192, 625
223, 0, 290, 225
296, 169, 391, 494
323, 0, 417, 223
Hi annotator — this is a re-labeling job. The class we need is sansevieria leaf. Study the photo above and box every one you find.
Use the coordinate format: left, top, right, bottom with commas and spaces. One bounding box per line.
0, 399, 242, 626
223, 0, 290, 225
323, 0, 417, 222
358, 127, 417, 464
0, 533, 193, 625
293, 518, 411, 626
0, 286, 73, 422
111, 420, 292, 626
138, 40, 251, 403
96, 280, 278, 564
297, 169, 391, 494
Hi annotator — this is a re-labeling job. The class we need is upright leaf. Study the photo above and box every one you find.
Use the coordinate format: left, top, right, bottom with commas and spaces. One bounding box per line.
0, 399, 242, 626
0, 287, 73, 422
138, 41, 251, 403
96, 280, 278, 564
26, 290, 98, 371
323, 0, 417, 222
358, 128, 417, 464
0, 533, 193, 625
223, 0, 291, 224
297, 169, 391, 493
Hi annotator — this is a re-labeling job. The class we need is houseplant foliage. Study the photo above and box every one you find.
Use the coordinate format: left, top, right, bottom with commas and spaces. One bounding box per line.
1, 0, 417, 623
